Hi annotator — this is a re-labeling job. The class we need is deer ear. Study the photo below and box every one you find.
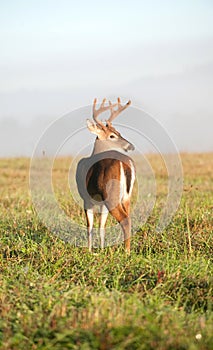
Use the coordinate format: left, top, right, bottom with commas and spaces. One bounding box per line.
86, 119, 102, 135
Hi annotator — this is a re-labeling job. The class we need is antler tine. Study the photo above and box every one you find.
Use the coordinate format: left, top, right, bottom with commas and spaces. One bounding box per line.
93, 98, 117, 128
107, 97, 131, 123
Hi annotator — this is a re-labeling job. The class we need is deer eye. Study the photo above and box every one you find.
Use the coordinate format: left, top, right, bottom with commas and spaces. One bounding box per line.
110, 134, 116, 139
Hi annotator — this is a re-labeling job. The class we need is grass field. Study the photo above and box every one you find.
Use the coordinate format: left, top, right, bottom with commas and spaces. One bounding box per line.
0, 153, 212, 349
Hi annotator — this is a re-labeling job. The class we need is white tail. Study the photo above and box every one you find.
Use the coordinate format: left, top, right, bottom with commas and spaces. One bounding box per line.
76, 98, 135, 253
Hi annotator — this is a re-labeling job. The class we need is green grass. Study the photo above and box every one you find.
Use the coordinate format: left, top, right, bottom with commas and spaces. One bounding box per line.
0, 154, 213, 349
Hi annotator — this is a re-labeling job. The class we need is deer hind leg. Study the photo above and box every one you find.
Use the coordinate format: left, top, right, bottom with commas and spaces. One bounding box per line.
109, 203, 131, 254
99, 204, 109, 249
121, 199, 131, 252
121, 216, 131, 254
85, 208, 94, 251
122, 198, 130, 216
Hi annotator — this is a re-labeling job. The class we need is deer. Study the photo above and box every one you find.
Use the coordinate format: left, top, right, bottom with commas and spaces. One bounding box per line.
76, 98, 135, 253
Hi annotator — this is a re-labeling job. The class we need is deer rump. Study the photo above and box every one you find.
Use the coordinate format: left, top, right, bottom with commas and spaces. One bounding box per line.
76, 150, 134, 211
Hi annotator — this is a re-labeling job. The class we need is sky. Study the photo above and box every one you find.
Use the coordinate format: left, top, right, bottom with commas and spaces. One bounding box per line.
0, 0, 213, 156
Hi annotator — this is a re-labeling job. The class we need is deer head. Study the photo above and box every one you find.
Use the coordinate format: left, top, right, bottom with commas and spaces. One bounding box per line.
87, 98, 134, 153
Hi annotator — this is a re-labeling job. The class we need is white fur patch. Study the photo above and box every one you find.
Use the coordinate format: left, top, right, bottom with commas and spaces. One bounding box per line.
120, 162, 127, 201
120, 161, 135, 201
129, 160, 135, 196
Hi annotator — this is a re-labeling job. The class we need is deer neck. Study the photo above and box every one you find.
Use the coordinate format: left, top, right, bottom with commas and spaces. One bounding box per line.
92, 139, 122, 155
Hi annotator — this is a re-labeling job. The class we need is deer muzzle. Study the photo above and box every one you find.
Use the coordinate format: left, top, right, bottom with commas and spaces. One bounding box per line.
124, 142, 135, 152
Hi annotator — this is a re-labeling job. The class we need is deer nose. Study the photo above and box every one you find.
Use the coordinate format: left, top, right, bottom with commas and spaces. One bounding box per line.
125, 143, 135, 152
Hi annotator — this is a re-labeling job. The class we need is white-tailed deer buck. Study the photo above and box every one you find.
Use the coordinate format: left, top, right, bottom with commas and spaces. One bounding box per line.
76, 98, 135, 253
